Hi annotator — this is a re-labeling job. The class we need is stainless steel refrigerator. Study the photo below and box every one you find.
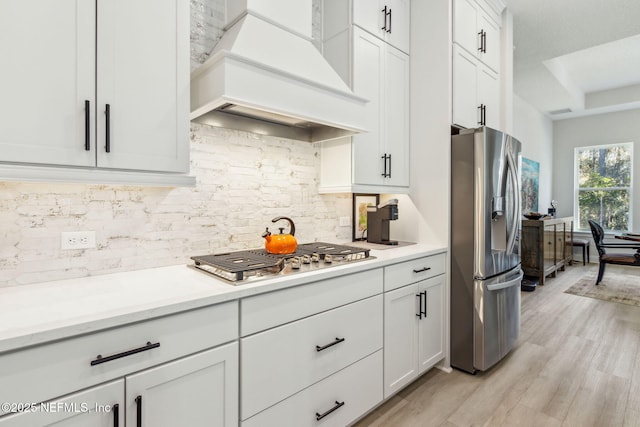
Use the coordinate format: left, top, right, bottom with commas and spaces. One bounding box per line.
451, 126, 523, 374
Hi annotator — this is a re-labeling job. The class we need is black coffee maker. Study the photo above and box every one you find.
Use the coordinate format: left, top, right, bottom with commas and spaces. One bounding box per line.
366, 199, 399, 245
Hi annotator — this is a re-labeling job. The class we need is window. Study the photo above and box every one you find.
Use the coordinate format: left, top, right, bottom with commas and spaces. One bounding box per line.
574, 143, 633, 232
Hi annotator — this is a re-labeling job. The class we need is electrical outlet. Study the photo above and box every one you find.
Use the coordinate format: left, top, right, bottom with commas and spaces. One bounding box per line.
339, 216, 351, 227
61, 231, 96, 250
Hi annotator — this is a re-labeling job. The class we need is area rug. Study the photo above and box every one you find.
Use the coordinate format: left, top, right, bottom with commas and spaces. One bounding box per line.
564, 269, 640, 307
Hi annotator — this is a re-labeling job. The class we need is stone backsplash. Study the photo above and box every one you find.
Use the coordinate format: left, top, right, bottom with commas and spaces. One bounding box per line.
0, 0, 352, 287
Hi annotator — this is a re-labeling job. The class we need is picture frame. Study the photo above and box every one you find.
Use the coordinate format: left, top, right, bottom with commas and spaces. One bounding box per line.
352, 194, 380, 241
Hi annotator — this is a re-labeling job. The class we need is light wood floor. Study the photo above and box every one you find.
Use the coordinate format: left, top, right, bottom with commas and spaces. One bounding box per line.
355, 263, 640, 427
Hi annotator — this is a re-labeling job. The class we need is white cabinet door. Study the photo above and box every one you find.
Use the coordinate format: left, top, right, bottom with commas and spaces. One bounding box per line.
453, 0, 501, 72
477, 9, 501, 72
0, 380, 123, 427
386, 0, 411, 53
353, 28, 385, 186
383, 282, 419, 398
478, 65, 500, 130
452, 45, 479, 129
125, 343, 238, 427
0, 0, 96, 167
353, 0, 410, 53
352, 28, 409, 188
453, 0, 480, 56
384, 43, 410, 187
418, 276, 445, 373
97, 0, 189, 173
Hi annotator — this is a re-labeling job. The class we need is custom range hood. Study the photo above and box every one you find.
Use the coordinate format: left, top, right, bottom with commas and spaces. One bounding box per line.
190, 0, 367, 143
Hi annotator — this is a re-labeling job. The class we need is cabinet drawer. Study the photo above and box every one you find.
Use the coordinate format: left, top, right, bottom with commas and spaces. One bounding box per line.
384, 253, 446, 291
0, 301, 238, 416
242, 350, 383, 427
241, 295, 383, 420
241, 268, 382, 336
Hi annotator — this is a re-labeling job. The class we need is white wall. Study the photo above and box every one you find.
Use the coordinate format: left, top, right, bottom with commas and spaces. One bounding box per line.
553, 108, 640, 231
512, 94, 554, 212
387, 0, 451, 247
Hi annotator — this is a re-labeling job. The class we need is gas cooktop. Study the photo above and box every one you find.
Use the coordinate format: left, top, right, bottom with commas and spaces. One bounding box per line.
190, 242, 373, 284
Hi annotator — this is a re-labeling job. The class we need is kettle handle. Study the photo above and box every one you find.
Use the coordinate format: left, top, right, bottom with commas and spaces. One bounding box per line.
271, 216, 295, 236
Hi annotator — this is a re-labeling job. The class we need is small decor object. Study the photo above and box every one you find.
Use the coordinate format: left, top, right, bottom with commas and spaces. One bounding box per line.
521, 158, 540, 215
523, 212, 544, 220
352, 194, 380, 241
548, 200, 558, 218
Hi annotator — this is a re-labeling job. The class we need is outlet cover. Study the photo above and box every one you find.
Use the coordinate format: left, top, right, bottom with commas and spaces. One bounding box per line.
339, 216, 351, 227
61, 231, 96, 250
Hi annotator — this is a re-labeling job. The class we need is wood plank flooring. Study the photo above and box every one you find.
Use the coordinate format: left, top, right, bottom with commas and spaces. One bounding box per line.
355, 263, 640, 427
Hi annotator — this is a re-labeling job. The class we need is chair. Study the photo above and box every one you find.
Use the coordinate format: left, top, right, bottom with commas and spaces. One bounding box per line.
588, 220, 640, 285
572, 238, 590, 265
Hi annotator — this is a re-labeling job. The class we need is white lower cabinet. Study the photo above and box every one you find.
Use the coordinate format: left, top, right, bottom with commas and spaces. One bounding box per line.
0, 344, 238, 427
126, 343, 238, 427
383, 262, 446, 398
0, 302, 239, 426
242, 351, 383, 427
0, 380, 124, 427
241, 294, 383, 421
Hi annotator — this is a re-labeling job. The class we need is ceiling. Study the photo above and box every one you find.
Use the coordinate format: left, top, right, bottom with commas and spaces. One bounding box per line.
504, 0, 640, 120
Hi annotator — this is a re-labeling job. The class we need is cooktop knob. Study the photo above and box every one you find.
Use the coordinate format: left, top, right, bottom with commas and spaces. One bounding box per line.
324, 254, 333, 264
302, 254, 311, 264
290, 257, 301, 269
311, 253, 320, 263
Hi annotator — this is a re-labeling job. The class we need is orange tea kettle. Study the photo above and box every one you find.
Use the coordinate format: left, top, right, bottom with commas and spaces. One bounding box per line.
262, 216, 297, 254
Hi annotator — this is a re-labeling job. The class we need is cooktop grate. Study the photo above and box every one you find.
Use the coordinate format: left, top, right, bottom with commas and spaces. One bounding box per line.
191, 242, 371, 283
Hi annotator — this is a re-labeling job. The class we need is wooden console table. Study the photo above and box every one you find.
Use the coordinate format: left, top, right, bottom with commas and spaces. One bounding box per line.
521, 217, 574, 285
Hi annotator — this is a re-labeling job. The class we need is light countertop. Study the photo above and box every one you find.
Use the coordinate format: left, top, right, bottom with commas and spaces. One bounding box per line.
0, 243, 447, 354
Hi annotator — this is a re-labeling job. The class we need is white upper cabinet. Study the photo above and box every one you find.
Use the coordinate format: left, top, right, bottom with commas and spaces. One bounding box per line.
321, 26, 410, 193
0, 1, 96, 168
453, 0, 501, 72
452, 0, 503, 130
452, 44, 500, 129
0, 0, 190, 181
96, 0, 190, 173
324, 0, 410, 54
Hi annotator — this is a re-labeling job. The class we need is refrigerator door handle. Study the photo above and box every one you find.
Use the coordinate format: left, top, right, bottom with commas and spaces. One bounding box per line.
505, 139, 520, 255
486, 271, 523, 291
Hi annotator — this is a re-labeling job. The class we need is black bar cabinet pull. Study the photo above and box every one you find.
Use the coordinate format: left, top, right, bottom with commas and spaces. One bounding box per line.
84, 100, 91, 151
112, 403, 119, 427
387, 154, 391, 178
381, 154, 391, 178
387, 8, 392, 33
413, 267, 432, 273
416, 291, 427, 319
105, 103, 111, 153
381, 6, 388, 31
135, 396, 142, 427
90, 341, 160, 366
316, 337, 345, 352
482, 104, 487, 125
316, 400, 345, 421
482, 31, 487, 53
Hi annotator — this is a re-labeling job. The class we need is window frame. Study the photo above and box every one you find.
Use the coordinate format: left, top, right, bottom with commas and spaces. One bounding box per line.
573, 142, 634, 232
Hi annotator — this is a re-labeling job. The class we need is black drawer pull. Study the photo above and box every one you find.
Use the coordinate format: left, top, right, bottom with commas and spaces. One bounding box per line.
413, 267, 432, 273
90, 341, 160, 366
316, 400, 345, 421
135, 396, 142, 427
112, 403, 119, 427
316, 337, 345, 352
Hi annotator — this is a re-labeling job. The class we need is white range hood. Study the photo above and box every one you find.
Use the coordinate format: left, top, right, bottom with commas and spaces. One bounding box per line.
190, 0, 368, 142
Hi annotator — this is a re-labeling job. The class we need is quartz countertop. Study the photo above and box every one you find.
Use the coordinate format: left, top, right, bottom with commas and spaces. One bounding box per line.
0, 243, 447, 354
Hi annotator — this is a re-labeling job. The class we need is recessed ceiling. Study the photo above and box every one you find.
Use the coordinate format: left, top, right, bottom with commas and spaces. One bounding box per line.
504, 0, 640, 120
